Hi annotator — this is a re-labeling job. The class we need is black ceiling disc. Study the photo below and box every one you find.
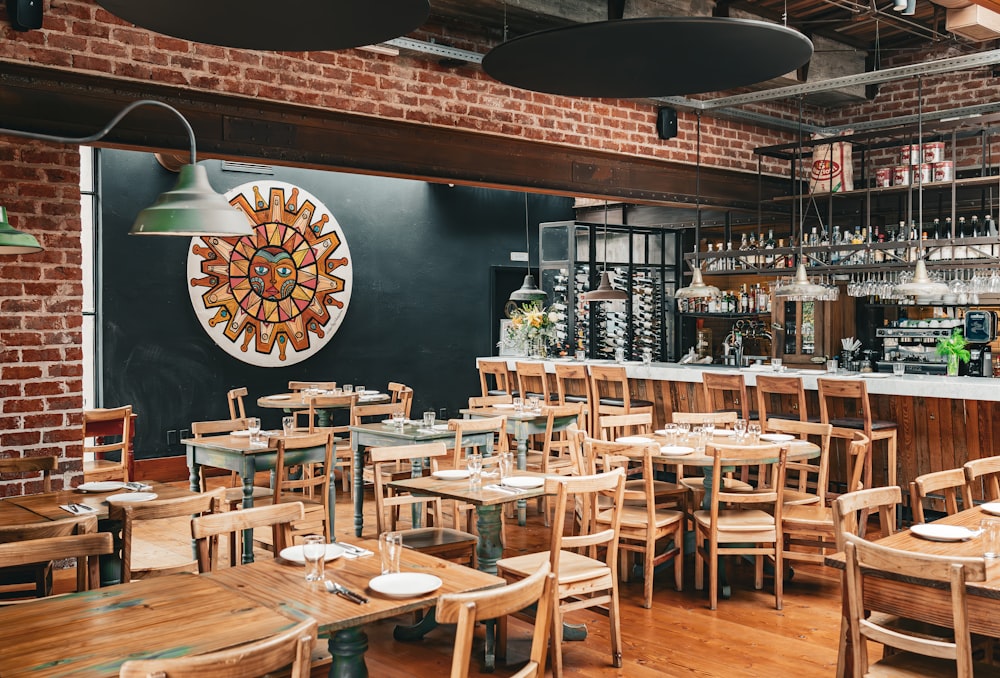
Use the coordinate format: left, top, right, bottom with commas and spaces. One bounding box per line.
94, 0, 430, 51
482, 17, 814, 98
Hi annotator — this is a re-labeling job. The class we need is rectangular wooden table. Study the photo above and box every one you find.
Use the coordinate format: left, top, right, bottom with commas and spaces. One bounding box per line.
207, 537, 504, 678
0, 572, 301, 677
184, 433, 335, 562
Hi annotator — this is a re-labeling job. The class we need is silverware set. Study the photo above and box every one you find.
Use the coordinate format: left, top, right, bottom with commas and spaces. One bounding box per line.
324, 579, 368, 604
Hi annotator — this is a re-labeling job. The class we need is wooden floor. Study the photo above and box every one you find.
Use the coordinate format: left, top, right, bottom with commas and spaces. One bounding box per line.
57, 475, 847, 677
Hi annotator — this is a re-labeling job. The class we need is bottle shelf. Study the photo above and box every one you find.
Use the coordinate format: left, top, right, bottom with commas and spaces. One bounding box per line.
770, 174, 1000, 203
679, 312, 770, 319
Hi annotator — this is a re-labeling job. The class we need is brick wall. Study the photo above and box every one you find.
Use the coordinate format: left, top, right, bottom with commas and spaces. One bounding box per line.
0, 140, 83, 496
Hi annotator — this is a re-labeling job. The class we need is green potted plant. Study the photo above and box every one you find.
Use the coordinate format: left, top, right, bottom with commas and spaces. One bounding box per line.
936, 327, 970, 377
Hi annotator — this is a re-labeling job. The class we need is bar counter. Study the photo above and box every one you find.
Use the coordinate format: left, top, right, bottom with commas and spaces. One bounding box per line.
478, 356, 1000, 502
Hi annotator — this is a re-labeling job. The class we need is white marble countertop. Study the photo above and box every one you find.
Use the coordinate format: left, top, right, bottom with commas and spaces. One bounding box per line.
477, 356, 1000, 402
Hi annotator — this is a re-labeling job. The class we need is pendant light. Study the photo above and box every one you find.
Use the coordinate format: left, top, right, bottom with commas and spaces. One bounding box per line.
581, 201, 629, 303
675, 112, 720, 301
0, 206, 42, 254
0, 100, 252, 238
508, 193, 548, 304
892, 77, 949, 300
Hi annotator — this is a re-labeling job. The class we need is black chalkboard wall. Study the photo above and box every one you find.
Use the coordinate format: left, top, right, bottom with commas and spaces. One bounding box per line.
100, 150, 574, 459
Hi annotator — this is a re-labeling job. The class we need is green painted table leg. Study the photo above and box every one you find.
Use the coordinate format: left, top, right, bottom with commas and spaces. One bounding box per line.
476, 504, 504, 575
393, 607, 438, 641
328, 627, 368, 678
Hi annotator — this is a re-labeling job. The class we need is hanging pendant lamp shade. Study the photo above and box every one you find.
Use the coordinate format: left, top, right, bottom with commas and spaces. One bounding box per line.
773, 262, 830, 301
0, 207, 42, 254
582, 270, 628, 302
674, 265, 720, 300
509, 273, 548, 303
892, 258, 949, 298
93, 0, 429, 51
129, 164, 251, 236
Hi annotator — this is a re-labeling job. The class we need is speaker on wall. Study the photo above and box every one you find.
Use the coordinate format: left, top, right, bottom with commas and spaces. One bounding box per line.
7, 0, 43, 30
657, 107, 678, 140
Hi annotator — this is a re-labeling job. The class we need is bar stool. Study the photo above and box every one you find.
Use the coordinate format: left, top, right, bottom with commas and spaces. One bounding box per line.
817, 377, 898, 518
755, 374, 815, 425
478, 360, 517, 398
515, 361, 558, 403
554, 363, 593, 435
702, 372, 757, 421
588, 364, 654, 419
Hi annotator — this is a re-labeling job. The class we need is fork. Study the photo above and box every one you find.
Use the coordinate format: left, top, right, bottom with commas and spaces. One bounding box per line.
324, 580, 368, 604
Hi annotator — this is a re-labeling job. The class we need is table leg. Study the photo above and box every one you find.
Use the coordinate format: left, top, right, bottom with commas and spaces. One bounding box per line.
476, 504, 504, 575
353, 442, 364, 537
515, 433, 528, 526
393, 607, 439, 641
700, 466, 732, 600
328, 627, 369, 678
98, 516, 122, 586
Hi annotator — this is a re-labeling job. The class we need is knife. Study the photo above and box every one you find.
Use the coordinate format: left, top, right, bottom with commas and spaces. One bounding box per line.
324, 580, 368, 604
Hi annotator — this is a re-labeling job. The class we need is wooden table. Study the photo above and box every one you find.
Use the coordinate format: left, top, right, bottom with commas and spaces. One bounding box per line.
258, 391, 389, 427
348, 421, 495, 538
460, 405, 579, 525
0, 572, 301, 677
183, 433, 335, 562
827, 507, 1000, 677
207, 538, 504, 678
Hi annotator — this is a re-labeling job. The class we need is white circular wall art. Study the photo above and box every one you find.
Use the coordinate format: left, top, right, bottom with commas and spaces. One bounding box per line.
187, 180, 353, 366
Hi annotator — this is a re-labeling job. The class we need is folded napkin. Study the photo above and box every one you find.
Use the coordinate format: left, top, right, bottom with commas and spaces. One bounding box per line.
60, 503, 98, 515
337, 542, 374, 559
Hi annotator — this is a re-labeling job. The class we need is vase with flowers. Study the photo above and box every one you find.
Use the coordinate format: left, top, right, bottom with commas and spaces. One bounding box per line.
936, 327, 970, 377
504, 301, 561, 358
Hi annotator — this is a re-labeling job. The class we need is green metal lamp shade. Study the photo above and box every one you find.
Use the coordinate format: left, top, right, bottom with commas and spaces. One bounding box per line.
129, 164, 253, 236
508, 273, 549, 303
0, 207, 43, 254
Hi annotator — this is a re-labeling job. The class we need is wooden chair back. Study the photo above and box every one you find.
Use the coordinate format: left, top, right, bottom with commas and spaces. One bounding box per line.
226, 387, 248, 419
191, 418, 249, 438
705, 443, 788, 515
910, 468, 973, 524
192, 502, 305, 572
817, 377, 873, 436
83, 405, 133, 483
468, 394, 513, 409
371, 442, 450, 534
765, 419, 833, 504
274, 432, 334, 542
447, 416, 507, 468
554, 363, 592, 433
437, 562, 554, 678
515, 361, 553, 403
0, 514, 97, 598
671, 411, 738, 426
598, 412, 652, 441
387, 382, 414, 419
295, 393, 357, 433
589, 364, 650, 416
755, 375, 809, 423
702, 372, 751, 420
118, 618, 318, 678
964, 456, 1000, 502
832, 485, 901, 549
0, 529, 112, 594
478, 360, 514, 397
536, 404, 584, 469
288, 381, 337, 392
109, 488, 225, 582
0, 455, 57, 493
843, 532, 986, 677
351, 401, 400, 426
547, 468, 626, 571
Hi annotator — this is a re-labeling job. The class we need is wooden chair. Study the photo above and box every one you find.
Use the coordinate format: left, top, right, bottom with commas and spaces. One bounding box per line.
817, 377, 898, 518
910, 468, 973, 524
437, 562, 554, 678
387, 381, 414, 419
842, 532, 1000, 678
670, 411, 738, 427
371, 442, 478, 567
693, 442, 788, 611
597, 411, 653, 441
468, 394, 513, 409
82, 405, 132, 483
443, 416, 507, 533
702, 372, 756, 420
765, 419, 833, 505
671, 412, 747, 504
109, 487, 225, 582
589, 364, 653, 419
479, 360, 516, 397
0, 455, 57, 493
755, 374, 811, 423
964, 456, 1000, 502
0, 514, 98, 600
191, 417, 274, 511
273, 432, 335, 543
0, 527, 112, 595
118, 618, 318, 678
294, 393, 356, 492
288, 381, 337, 392
497, 468, 626, 677
515, 360, 556, 403
832, 486, 901, 548
525, 403, 583, 476
781, 432, 869, 567
593, 439, 685, 608
192, 502, 304, 572
554, 362, 593, 435
226, 386, 248, 419
293, 393, 356, 433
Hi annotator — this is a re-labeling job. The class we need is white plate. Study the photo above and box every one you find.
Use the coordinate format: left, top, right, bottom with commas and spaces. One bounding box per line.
502, 476, 545, 489
492, 403, 515, 410
77, 481, 125, 492
712, 429, 738, 437
106, 492, 158, 503
861, 373, 890, 379
760, 433, 796, 442
910, 523, 979, 542
983, 503, 1000, 517
231, 430, 251, 437
428, 424, 449, 432
359, 390, 381, 396
615, 436, 654, 444
279, 543, 345, 564
267, 394, 292, 400
660, 446, 695, 457
369, 572, 443, 598
432, 469, 470, 480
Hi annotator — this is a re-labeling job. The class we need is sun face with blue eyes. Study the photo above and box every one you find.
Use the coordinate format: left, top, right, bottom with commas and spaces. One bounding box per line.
249, 246, 297, 301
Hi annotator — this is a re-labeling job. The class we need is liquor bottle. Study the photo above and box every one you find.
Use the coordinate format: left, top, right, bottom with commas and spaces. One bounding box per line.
705, 243, 715, 271
739, 233, 749, 270
748, 232, 759, 268
971, 215, 980, 237
956, 217, 968, 259
809, 227, 819, 248
739, 284, 750, 313
725, 241, 735, 271
875, 232, 886, 263
717, 242, 726, 271
764, 228, 776, 267
776, 238, 786, 268
943, 216, 953, 260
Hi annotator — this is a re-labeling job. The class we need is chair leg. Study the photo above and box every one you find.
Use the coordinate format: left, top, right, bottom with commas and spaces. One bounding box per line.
643, 548, 654, 609
774, 548, 783, 611
694, 534, 705, 592
497, 610, 508, 659
755, 553, 764, 590
673, 526, 684, 593
708, 541, 718, 611
551, 601, 564, 678
609, 580, 623, 668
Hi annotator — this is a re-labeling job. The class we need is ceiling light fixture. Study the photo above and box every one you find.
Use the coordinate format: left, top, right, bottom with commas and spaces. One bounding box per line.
93, 0, 429, 51
675, 112, 720, 302
508, 193, 548, 305
581, 201, 629, 303
0, 99, 252, 237
0, 206, 42, 254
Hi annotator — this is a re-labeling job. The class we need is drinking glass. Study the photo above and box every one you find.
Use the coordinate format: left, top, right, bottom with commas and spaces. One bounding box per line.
827, 359, 839, 374
614, 347, 626, 363
513, 397, 524, 413
342, 384, 354, 393
676, 422, 691, 444
391, 409, 406, 429
747, 422, 762, 444
575, 349, 586, 361
423, 410, 436, 428
302, 534, 326, 582
641, 349, 652, 366
772, 358, 783, 372
702, 421, 716, 439
892, 362, 906, 377
282, 416, 295, 436
692, 426, 708, 453
379, 531, 403, 575
734, 418, 748, 442
467, 453, 483, 488
355, 384, 366, 395
662, 423, 678, 447
247, 417, 262, 445
499, 450, 514, 479
982, 519, 1000, 559
527, 396, 541, 412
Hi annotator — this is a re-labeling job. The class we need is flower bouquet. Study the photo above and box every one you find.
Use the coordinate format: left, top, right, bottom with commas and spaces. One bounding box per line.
505, 302, 561, 357
936, 327, 970, 376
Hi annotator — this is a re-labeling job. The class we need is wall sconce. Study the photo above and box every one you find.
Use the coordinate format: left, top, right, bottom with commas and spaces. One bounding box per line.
0, 206, 42, 254
0, 99, 252, 239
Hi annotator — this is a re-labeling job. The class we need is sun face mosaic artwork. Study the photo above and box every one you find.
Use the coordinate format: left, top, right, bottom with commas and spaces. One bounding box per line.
187, 180, 353, 366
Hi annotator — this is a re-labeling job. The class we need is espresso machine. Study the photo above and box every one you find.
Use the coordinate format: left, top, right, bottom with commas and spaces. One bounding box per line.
964, 310, 996, 377
875, 321, 956, 375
